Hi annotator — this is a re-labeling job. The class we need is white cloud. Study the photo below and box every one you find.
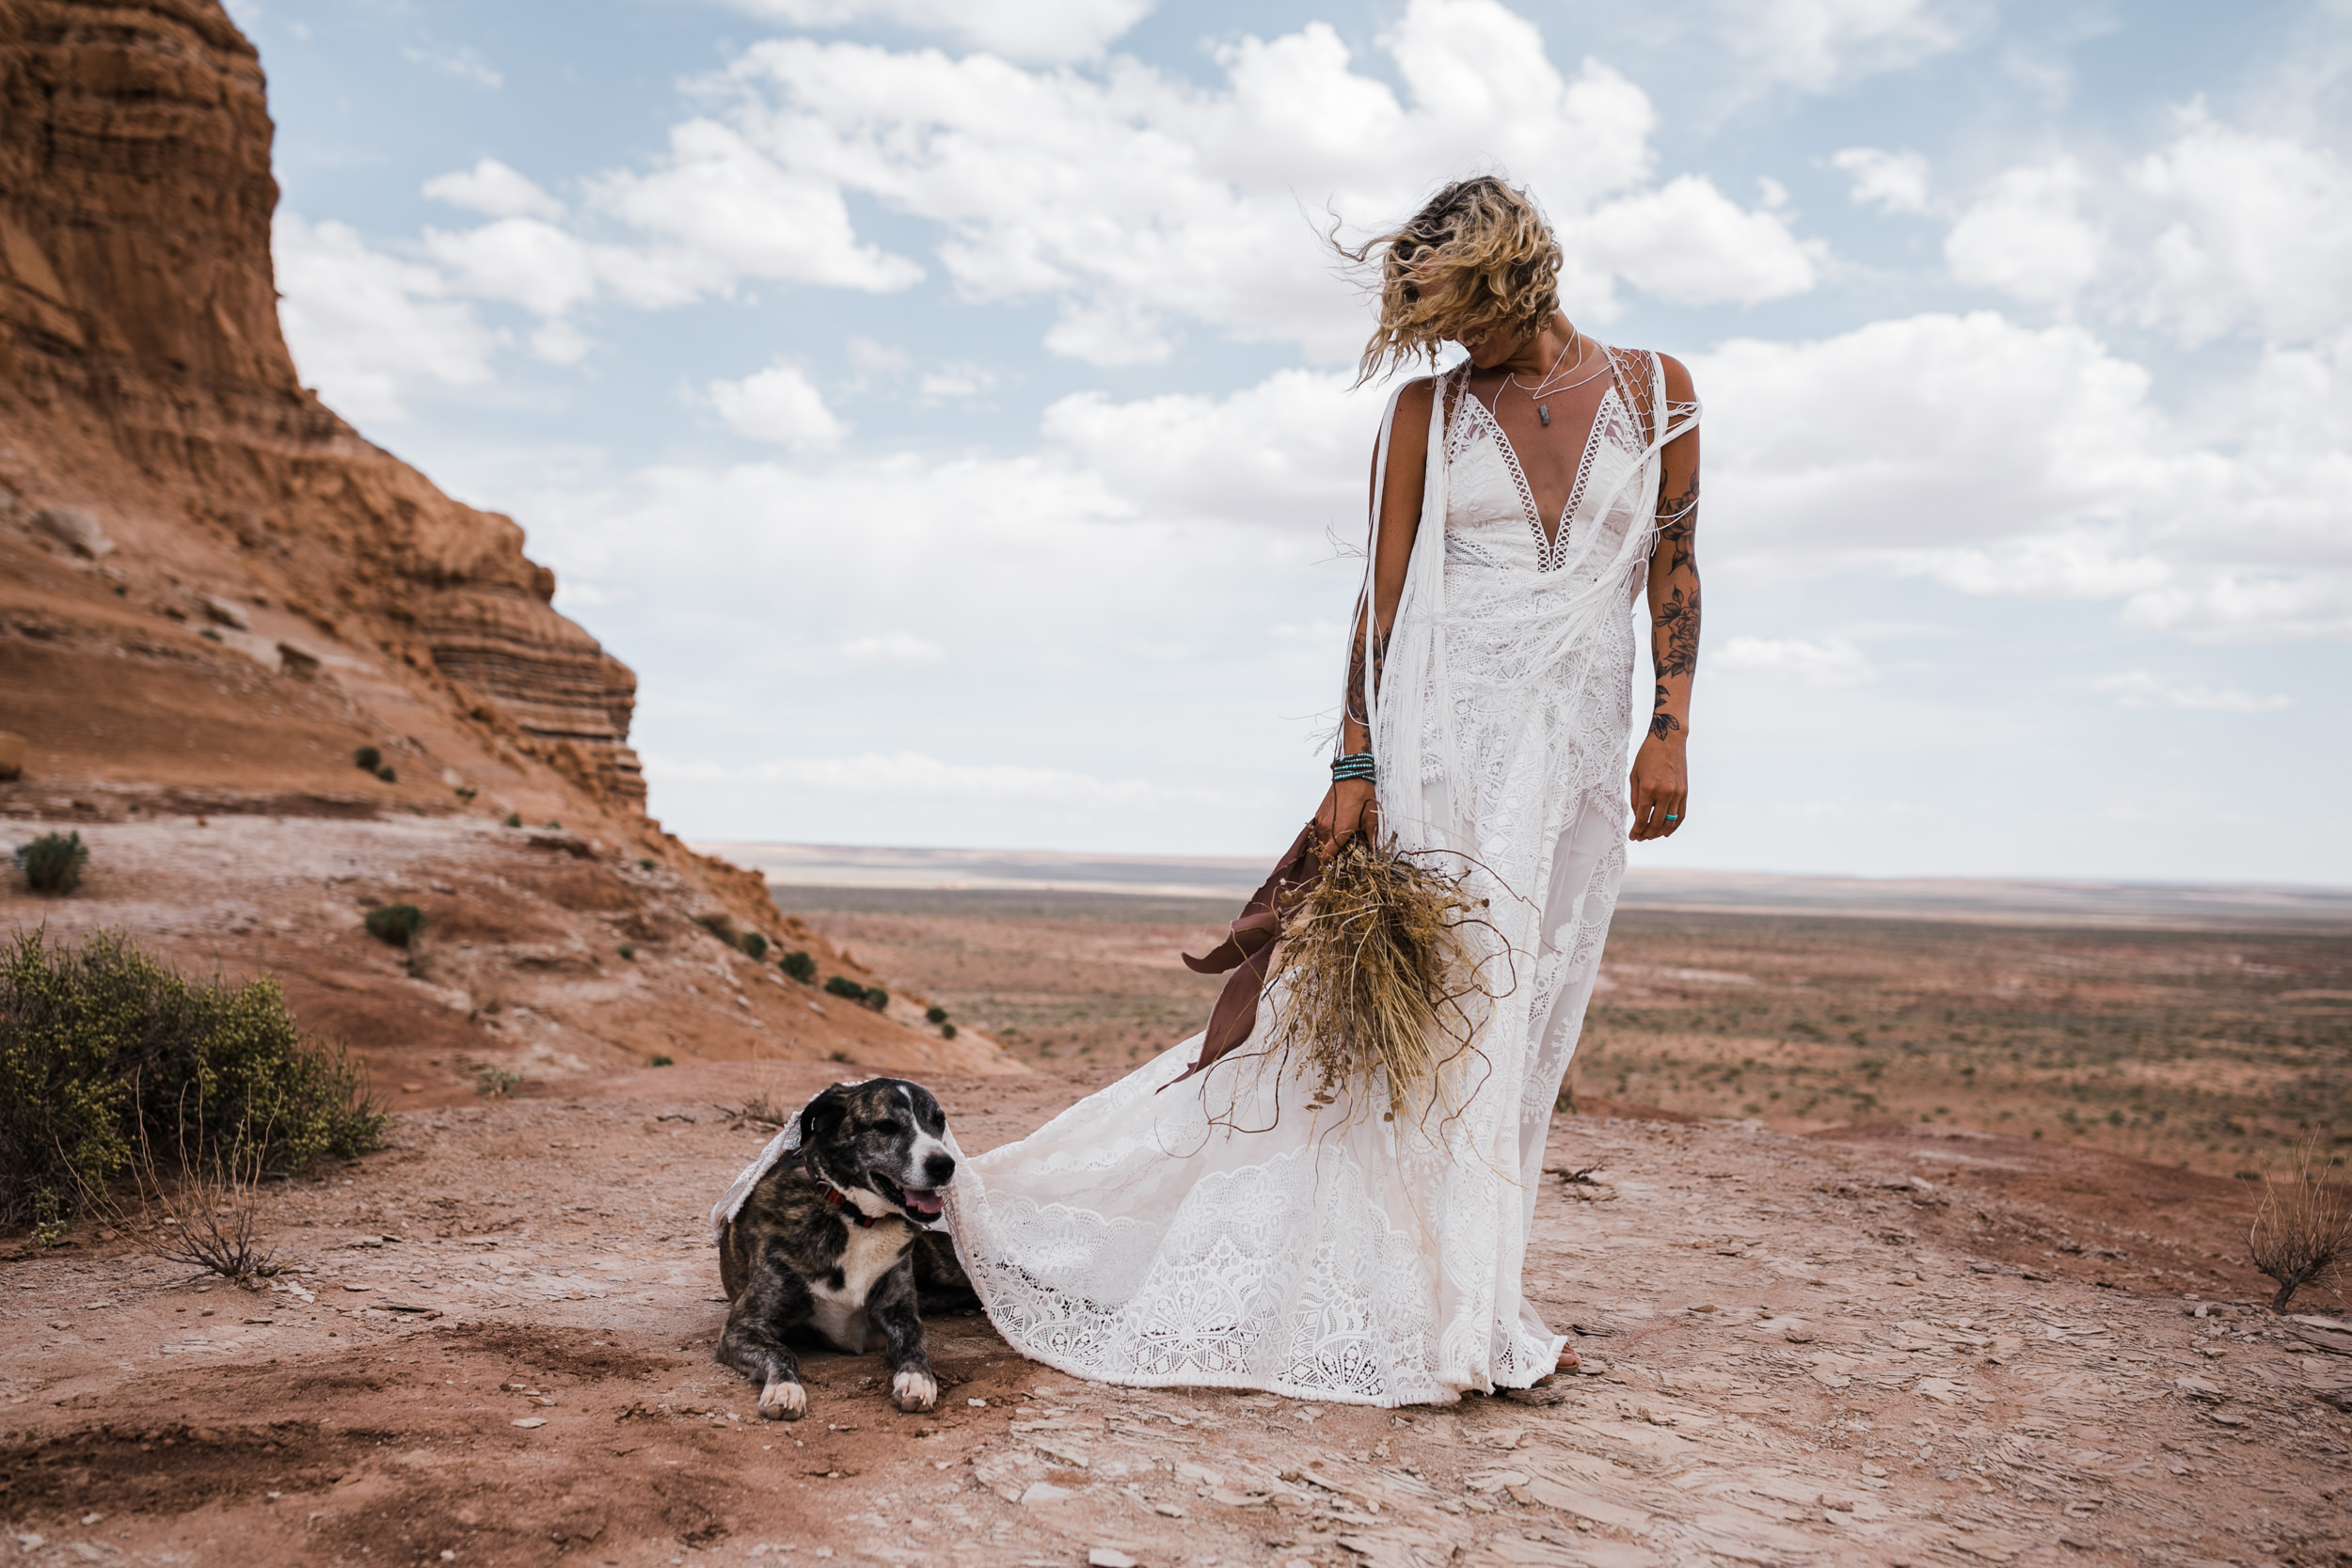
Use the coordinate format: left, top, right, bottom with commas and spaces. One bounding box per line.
840, 632, 946, 663
702, 0, 1814, 362
423, 158, 564, 220
707, 361, 850, 449
722, 0, 1151, 64
586, 119, 924, 304
1830, 147, 1931, 214
529, 319, 594, 366
2133, 110, 2352, 346
2090, 672, 2293, 713
299, 0, 1819, 373
272, 214, 501, 423
1717, 635, 1875, 686
403, 42, 502, 88
1584, 174, 1822, 307
1040, 367, 1365, 531
1944, 158, 2104, 308
915, 365, 1000, 405
848, 338, 911, 375
1693, 310, 2352, 640
424, 216, 599, 317
1719, 0, 1968, 93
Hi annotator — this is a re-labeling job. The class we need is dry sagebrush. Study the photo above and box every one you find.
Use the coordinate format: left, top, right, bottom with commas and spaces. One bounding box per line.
2249, 1133, 2350, 1313
1263, 838, 1491, 1124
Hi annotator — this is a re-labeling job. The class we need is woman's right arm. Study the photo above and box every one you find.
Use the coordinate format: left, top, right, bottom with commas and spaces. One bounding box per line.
1315, 376, 1436, 850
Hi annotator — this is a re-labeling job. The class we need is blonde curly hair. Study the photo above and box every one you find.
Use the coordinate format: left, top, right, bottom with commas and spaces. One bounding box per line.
1343, 176, 1562, 385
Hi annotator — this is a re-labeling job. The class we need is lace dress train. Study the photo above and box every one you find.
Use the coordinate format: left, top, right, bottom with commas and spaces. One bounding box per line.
942, 347, 1697, 1406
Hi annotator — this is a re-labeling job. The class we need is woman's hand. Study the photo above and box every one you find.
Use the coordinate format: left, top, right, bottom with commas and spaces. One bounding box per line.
1314, 778, 1380, 855
1628, 735, 1686, 841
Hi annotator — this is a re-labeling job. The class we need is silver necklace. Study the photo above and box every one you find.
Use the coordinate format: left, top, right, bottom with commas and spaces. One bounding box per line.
1505, 329, 1604, 426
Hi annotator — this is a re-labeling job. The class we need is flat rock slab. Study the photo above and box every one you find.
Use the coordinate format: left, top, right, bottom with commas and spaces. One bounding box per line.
1, 1069, 2345, 1567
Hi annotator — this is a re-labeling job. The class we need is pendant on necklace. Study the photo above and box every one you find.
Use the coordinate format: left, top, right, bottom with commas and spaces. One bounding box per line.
1538, 404, 1550, 427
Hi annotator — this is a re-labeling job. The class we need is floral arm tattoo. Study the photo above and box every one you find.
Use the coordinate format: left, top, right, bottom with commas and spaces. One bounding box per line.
1647, 467, 1700, 741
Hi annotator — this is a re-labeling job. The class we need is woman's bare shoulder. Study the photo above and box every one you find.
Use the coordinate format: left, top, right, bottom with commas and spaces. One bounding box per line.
1393, 374, 1439, 418
1616, 346, 1696, 400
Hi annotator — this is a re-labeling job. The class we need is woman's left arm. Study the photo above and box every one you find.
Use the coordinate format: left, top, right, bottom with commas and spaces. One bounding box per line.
1630, 353, 1699, 842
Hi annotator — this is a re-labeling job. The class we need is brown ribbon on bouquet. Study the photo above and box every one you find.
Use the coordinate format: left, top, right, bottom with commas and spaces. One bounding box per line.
1164, 820, 1329, 1089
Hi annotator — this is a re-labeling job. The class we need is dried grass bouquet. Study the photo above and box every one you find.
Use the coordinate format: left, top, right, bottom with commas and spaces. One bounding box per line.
1263, 836, 1490, 1121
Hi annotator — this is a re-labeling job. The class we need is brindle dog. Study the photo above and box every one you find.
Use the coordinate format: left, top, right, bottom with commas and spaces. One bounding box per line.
717, 1077, 966, 1420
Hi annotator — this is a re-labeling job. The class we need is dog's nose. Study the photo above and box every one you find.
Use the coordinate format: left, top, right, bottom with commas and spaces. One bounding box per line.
923, 1151, 957, 1186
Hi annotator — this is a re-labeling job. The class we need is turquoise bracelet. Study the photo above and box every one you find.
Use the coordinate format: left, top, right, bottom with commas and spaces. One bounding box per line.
1331, 752, 1377, 783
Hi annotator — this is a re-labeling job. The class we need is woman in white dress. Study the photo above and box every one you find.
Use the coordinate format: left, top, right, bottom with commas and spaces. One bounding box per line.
942, 177, 1701, 1407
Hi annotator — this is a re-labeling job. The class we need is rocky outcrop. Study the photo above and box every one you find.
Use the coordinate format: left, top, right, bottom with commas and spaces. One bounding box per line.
0, 0, 644, 801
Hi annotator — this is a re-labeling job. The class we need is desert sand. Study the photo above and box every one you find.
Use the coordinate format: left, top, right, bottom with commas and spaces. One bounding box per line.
3, 1057, 2348, 1567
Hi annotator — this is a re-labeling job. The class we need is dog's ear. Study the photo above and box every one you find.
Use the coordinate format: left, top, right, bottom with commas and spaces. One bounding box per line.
800, 1085, 850, 1148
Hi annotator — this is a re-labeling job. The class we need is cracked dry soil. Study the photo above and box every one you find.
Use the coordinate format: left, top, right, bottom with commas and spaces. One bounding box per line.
3, 1058, 2348, 1568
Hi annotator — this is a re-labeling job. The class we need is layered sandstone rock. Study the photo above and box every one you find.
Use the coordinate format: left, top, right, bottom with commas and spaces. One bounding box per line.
0, 0, 644, 802
0, 1, 1014, 1080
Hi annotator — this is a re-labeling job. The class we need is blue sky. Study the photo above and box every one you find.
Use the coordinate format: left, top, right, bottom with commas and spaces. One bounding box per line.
241, 0, 2352, 882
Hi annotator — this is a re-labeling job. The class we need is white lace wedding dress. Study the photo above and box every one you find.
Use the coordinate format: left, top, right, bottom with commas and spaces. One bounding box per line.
942, 347, 1699, 1406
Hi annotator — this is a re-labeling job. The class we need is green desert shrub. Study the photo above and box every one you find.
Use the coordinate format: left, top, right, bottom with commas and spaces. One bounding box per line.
16, 832, 89, 895
823, 975, 866, 1001
475, 1067, 520, 1099
353, 746, 381, 771
0, 928, 384, 1228
779, 950, 818, 983
650, 1054, 675, 1068
502, 813, 523, 829
374, 765, 397, 784
739, 931, 770, 961
363, 904, 426, 947
863, 986, 889, 1012
925, 1005, 948, 1025
941, 1022, 958, 1040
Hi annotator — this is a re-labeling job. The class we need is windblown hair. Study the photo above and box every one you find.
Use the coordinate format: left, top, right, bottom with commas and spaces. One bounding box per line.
1341, 176, 1562, 385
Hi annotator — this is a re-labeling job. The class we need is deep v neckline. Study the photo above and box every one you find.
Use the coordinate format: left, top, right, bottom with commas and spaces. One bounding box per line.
1459, 372, 1617, 570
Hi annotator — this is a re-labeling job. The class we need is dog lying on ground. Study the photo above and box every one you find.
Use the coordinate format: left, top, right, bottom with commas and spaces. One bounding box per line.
716, 1077, 972, 1420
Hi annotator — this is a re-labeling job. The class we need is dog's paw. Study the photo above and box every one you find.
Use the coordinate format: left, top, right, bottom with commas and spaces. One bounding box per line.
891, 1369, 939, 1413
757, 1378, 807, 1421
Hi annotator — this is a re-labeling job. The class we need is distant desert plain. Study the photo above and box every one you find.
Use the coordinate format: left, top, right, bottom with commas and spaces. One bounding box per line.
712, 841, 2352, 1184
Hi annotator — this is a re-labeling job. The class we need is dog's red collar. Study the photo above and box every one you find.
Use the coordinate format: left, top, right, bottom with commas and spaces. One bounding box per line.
803, 1156, 882, 1228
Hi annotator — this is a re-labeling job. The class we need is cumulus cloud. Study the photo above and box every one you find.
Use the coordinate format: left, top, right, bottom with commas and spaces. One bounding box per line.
2133, 109, 2352, 346
423, 216, 599, 317
1693, 309, 2352, 639
1718, 0, 1969, 93
1040, 368, 1367, 531
1717, 635, 1875, 686
1830, 147, 1931, 214
272, 214, 501, 423
1583, 174, 1822, 307
2090, 671, 2292, 713
1945, 158, 2104, 308
587, 119, 925, 304
423, 158, 564, 220
699, 0, 1816, 361
707, 361, 850, 449
721, 0, 1152, 63
285, 0, 1819, 392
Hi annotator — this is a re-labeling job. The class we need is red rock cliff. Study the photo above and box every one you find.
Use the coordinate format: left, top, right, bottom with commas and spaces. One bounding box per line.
0, 0, 643, 801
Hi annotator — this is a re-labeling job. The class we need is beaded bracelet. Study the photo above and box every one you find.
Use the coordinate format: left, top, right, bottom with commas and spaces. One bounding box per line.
1330, 751, 1377, 784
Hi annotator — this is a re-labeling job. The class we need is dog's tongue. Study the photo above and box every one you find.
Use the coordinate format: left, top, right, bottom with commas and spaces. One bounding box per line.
903, 1188, 945, 1218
